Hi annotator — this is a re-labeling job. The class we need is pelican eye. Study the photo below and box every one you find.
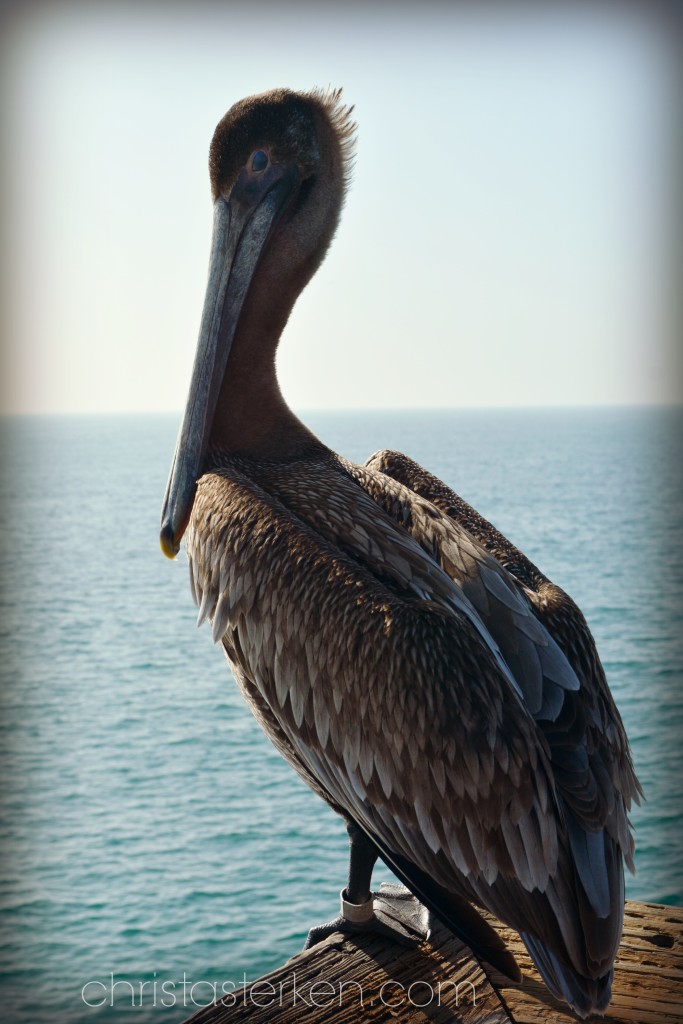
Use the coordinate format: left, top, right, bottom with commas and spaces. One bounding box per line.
251, 150, 269, 173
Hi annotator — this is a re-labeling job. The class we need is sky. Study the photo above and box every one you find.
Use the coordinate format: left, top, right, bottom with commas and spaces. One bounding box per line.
0, 1, 680, 415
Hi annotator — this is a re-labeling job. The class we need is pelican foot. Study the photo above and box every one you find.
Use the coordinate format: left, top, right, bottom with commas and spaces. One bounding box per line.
303, 883, 430, 950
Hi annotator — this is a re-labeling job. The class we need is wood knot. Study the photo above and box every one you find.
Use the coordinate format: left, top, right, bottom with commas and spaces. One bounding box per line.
645, 932, 674, 948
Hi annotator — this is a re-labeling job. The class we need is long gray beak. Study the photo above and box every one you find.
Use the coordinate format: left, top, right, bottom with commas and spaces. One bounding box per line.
160, 173, 296, 559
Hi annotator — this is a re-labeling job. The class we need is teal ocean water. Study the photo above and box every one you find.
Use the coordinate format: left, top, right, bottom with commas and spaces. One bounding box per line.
0, 408, 681, 1023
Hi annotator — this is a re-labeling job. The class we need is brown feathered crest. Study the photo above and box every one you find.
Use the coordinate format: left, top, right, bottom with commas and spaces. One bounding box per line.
308, 86, 357, 198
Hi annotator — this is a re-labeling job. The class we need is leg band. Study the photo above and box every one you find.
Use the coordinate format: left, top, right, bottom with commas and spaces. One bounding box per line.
340, 888, 374, 923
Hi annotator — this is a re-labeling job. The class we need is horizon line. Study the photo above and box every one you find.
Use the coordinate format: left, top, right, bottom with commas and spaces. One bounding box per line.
1, 400, 681, 420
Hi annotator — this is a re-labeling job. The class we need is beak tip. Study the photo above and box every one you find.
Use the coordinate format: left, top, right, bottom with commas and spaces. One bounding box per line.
160, 520, 181, 560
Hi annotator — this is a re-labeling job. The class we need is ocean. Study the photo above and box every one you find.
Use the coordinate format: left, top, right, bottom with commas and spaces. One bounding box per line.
0, 407, 681, 1023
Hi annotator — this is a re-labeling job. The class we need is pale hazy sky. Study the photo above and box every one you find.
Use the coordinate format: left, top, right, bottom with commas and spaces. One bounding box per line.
0, 2, 679, 415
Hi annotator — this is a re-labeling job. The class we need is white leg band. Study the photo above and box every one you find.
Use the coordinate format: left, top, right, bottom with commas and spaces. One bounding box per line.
340, 888, 375, 923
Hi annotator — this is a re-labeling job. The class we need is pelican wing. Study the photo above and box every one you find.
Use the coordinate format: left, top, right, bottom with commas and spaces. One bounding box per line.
185, 455, 628, 994
363, 449, 641, 857
187, 460, 561, 885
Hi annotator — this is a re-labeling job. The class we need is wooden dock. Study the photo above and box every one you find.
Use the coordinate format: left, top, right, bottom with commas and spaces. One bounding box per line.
182, 900, 682, 1023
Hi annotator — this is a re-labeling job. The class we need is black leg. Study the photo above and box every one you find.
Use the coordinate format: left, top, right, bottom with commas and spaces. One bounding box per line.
303, 817, 430, 950
344, 819, 378, 905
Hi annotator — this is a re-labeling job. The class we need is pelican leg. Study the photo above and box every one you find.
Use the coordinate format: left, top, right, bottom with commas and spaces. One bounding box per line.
303, 820, 430, 949
345, 818, 377, 903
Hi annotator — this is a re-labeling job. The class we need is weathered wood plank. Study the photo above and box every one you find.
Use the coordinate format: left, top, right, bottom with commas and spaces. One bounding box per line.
182, 900, 683, 1023
482, 901, 683, 1023
184, 927, 505, 1024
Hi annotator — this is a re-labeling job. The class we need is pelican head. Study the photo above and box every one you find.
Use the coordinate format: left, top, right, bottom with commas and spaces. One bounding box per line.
160, 88, 355, 558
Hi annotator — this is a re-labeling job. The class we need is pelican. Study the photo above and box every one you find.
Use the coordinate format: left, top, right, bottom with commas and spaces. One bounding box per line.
160, 87, 641, 1017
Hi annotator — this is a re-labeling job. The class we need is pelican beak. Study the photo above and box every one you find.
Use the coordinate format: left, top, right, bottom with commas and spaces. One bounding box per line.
160, 171, 297, 559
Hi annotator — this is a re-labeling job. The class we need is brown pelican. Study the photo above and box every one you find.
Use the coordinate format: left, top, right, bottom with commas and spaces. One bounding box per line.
160, 87, 641, 1017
